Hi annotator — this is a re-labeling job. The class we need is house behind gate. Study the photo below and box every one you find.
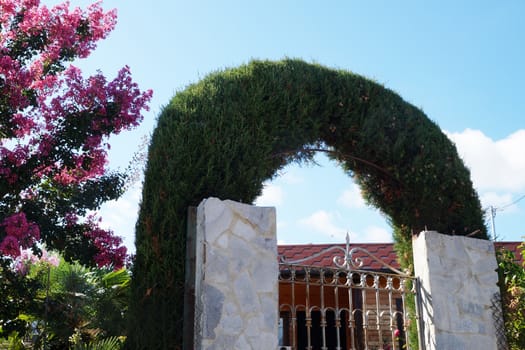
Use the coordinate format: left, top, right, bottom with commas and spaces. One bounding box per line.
277, 241, 522, 350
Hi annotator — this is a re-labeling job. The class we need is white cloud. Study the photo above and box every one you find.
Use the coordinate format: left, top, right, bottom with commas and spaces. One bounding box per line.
98, 184, 142, 253
255, 184, 283, 206
277, 220, 288, 229
479, 192, 519, 213
276, 170, 304, 185
297, 210, 392, 243
298, 210, 346, 240
446, 129, 525, 192
337, 183, 366, 209
360, 226, 392, 243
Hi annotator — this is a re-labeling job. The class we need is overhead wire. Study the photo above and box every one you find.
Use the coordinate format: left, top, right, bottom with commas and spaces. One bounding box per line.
484, 193, 525, 241
496, 193, 525, 211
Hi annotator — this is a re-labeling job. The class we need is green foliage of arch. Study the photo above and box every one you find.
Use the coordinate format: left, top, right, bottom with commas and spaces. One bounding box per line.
126, 59, 487, 348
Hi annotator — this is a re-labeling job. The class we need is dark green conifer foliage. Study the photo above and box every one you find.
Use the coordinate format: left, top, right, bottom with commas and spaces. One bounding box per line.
126, 59, 487, 348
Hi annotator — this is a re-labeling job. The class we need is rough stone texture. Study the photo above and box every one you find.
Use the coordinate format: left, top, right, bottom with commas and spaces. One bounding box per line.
194, 198, 278, 350
413, 231, 501, 350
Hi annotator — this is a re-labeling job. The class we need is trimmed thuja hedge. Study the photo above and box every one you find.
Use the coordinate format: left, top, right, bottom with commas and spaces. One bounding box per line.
125, 59, 487, 348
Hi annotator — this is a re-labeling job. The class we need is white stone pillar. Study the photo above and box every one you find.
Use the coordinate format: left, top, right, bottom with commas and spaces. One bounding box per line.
413, 231, 502, 350
193, 198, 278, 350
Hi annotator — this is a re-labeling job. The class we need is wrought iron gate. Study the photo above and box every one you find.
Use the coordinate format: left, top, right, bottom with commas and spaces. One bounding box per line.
278, 234, 421, 350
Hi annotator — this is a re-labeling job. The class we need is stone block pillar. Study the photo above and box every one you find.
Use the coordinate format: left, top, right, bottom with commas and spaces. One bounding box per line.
191, 198, 278, 350
413, 231, 503, 350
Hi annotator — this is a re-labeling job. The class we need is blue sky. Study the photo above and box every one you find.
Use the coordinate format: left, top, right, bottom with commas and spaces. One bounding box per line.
51, 1, 525, 250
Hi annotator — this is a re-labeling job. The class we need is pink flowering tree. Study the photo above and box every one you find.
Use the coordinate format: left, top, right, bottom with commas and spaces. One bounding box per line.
0, 0, 151, 337
0, 0, 151, 264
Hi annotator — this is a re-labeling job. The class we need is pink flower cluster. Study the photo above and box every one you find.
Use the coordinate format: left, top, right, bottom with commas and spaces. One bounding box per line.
0, 0, 116, 57
0, 0, 152, 175
0, 0, 152, 264
13, 247, 59, 276
0, 0, 117, 112
0, 213, 40, 257
84, 215, 127, 269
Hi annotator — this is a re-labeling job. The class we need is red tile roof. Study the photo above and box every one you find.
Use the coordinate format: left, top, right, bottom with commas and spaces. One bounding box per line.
278, 241, 523, 270
495, 241, 524, 264
278, 243, 399, 271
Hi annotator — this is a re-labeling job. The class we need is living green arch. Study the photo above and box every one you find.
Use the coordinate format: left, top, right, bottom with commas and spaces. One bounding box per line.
126, 59, 487, 348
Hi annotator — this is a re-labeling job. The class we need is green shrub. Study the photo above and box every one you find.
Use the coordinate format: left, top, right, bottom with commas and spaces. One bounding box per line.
72, 336, 124, 350
497, 243, 525, 349
127, 59, 487, 348
1, 253, 130, 350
